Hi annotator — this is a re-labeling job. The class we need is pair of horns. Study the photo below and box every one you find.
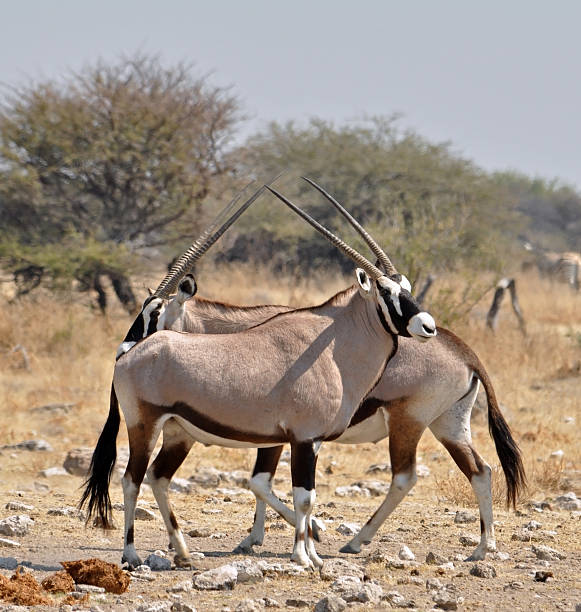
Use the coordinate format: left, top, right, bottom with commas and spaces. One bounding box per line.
266, 178, 397, 281
154, 173, 283, 298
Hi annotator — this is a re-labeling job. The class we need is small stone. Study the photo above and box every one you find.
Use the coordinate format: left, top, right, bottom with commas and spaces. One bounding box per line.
334, 485, 370, 497
459, 534, 480, 547
170, 478, 194, 493
383, 590, 406, 606
524, 520, 542, 530
532, 544, 566, 561
320, 559, 364, 581
550, 449, 564, 459
314, 594, 347, 612
234, 599, 262, 612
256, 561, 306, 576
469, 562, 497, 578
136, 603, 172, 612
454, 510, 478, 524
0, 515, 34, 536
5, 502, 34, 512
554, 492, 581, 511
230, 559, 264, 583
260, 597, 281, 607
432, 587, 462, 610
6, 439, 53, 451
489, 551, 510, 561
331, 575, 361, 592
285, 598, 311, 608
189, 466, 222, 487
76, 583, 106, 593
354, 480, 389, 496
171, 602, 197, 612
398, 545, 415, 560
534, 570, 554, 582
512, 529, 532, 542
348, 582, 383, 605
503, 581, 524, 590
426, 551, 447, 565
0, 537, 21, 548
366, 463, 390, 473
39, 466, 68, 478
426, 578, 443, 592
135, 506, 157, 521
132, 565, 156, 581
437, 562, 455, 572
0, 557, 18, 569
167, 581, 193, 593
145, 553, 172, 571
193, 564, 237, 590
47, 506, 84, 518
188, 527, 211, 538
335, 522, 360, 536
63, 447, 93, 476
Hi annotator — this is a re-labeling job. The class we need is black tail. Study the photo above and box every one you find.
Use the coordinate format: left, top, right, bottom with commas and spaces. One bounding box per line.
78, 384, 120, 528
477, 367, 527, 508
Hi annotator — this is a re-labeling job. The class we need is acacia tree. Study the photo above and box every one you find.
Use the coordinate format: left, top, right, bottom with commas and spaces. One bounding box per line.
0, 54, 241, 311
227, 117, 513, 280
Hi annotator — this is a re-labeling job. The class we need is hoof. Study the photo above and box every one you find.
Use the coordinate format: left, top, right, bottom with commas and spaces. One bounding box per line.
121, 556, 143, 571
233, 543, 253, 554
174, 555, 193, 568
290, 554, 313, 569
339, 542, 360, 555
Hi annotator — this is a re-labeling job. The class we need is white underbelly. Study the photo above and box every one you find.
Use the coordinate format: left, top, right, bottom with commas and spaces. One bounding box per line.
334, 408, 389, 444
173, 415, 281, 449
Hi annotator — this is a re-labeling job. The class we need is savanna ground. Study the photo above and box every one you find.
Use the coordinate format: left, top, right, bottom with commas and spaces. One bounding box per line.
0, 266, 580, 611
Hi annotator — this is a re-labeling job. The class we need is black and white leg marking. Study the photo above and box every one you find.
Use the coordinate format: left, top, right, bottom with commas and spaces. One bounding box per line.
290, 441, 322, 568
234, 445, 284, 553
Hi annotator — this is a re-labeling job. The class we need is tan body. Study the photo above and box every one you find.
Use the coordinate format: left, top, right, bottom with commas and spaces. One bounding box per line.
145, 286, 523, 563
110, 272, 436, 569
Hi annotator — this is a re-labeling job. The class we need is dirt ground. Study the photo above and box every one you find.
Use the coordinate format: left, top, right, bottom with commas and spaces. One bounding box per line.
1, 272, 580, 610
0, 428, 580, 611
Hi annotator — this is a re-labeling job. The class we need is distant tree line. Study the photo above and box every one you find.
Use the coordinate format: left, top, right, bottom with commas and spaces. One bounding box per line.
1, 53, 580, 312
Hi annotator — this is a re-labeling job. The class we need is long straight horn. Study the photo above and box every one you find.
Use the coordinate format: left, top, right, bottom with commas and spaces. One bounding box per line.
301, 177, 397, 275
265, 186, 384, 280
155, 175, 281, 298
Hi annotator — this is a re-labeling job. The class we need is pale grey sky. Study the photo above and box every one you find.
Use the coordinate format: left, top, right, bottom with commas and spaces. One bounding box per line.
2, 1, 580, 188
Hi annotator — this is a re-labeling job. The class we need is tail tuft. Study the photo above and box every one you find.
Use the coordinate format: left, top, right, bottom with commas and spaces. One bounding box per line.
488, 400, 527, 508
78, 385, 120, 529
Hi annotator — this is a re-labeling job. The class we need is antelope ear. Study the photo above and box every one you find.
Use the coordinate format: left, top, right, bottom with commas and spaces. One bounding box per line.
147, 287, 154, 296
356, 268, 372, 298
398, 274, 412, 292
176, 274, 197, 304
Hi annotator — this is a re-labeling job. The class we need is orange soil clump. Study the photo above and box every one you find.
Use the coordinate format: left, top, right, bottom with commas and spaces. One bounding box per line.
0, 567, 52, 606
61, 558, 131, 594
41, 569, 75, 593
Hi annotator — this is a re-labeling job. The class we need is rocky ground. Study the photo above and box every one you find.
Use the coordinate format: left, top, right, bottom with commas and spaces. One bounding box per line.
1, 437, 580, 611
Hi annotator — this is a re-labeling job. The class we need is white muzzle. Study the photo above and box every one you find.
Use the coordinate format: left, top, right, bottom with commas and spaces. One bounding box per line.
407, 312, 437, 341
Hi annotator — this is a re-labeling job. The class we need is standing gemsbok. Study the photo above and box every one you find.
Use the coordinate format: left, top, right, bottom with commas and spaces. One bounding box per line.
170, 181, 524, 562
84, 183, 437, 569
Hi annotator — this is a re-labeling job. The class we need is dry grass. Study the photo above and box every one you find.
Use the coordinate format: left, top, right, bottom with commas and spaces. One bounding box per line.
0, 266, 579, 504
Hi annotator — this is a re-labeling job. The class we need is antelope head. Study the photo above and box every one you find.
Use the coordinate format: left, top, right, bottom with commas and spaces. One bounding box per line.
266, 181, 437, 342
116, 180, 275, 359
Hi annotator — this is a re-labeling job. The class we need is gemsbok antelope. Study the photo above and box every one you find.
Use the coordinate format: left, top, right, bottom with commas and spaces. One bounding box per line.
156, 180, 525, 562
81, 183, 437, 569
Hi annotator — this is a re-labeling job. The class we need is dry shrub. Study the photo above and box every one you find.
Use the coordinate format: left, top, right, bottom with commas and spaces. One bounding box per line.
527, 457, 569, 496
434, 466, 508, 507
